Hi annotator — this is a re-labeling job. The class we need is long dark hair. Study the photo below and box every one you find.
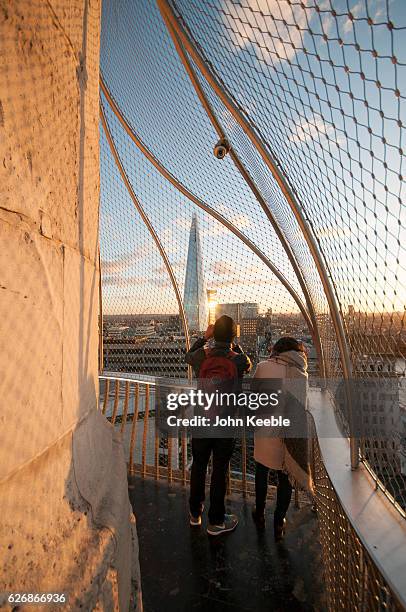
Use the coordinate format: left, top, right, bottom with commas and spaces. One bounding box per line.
270, 336, 307, 357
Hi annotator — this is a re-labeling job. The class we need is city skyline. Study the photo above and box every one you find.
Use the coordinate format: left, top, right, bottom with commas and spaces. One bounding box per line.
100, 0, 406, 320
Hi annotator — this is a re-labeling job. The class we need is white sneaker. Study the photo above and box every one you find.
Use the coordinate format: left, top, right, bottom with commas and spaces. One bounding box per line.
207, 514, 238, 536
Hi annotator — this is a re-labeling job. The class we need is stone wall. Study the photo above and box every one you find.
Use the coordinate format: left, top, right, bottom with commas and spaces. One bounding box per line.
0, 1, 140, 608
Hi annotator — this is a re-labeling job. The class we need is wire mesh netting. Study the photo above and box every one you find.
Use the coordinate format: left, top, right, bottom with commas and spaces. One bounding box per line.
170, 0, 405, 327
100, 0, 304, 298
99, 0, 406, 514
162, 0, 406, 512
100, 0, 315, 382
100, 96, 307, 375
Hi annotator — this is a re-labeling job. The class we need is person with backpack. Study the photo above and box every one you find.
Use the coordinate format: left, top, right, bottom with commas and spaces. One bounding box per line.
251, 337, 312, 541
185, 315, 251, 536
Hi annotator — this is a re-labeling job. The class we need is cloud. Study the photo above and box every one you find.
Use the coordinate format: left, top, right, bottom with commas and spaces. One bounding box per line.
222, 0, 310, 65
175, 216, 194, 230
349, 1, 365, 18
153, 260, 185, 276
230, 212, 251, 230
210, 259, 273, 280
210, 260, 235, 275
101, 250, 143, 274
101, 223, 183, 274
102, 275, 151, 287
315, 225, 352, 241
102, 275, 178, 305
214, 202, 233, 216
289, 115, 336, 145
338, 1, 386, 35
209, 276, 280, 290
157, 226, 183, 254
221, 0, 387, 66
201, 220, 228, 237
148, 276, 174, 288
199, 211, 251, 238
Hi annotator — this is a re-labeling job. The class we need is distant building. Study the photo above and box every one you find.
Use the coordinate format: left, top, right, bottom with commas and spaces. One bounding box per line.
215, 302, 259, 322
240, 317, 262, 363
132, 323, 156, 338
400, 407, 406, 476
214, 303, 260, 363
107, 325, 131, 338
183, 214, 208, 333
103, 335, 187, 378
207, 289, 218, 325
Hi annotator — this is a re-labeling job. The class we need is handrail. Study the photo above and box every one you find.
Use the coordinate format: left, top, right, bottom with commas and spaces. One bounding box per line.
99, 373, 406, 610
100, 371, 194, 389
98, 249, 104, 373
99, 372, 300, 496
309, 388, 406, 609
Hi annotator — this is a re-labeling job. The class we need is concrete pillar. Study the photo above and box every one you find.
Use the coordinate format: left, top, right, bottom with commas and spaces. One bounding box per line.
0, 1, 140, 609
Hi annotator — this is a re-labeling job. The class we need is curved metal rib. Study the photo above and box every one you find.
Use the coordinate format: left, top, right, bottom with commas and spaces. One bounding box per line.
100, 103, 191, 356
157, 0, 357, 467
100, 77, 315, 336
161, 15, 325, 379
98, 248, 104, 373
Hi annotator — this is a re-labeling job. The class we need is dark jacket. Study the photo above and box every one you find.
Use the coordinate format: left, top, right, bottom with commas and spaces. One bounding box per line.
185, 337, 252, 378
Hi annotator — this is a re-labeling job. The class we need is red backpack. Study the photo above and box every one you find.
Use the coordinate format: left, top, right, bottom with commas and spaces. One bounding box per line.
199, 349, 238, 382
199, 348, 238, 396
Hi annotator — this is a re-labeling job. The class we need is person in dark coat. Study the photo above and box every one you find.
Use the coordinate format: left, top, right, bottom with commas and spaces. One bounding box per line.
185, 315, 251, 536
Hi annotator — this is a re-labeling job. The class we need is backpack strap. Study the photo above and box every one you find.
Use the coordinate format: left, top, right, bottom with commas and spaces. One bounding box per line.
204, 347, 237, 359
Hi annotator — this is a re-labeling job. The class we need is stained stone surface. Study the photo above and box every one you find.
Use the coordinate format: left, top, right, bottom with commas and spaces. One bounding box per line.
129, 477, 327, 612
0, 2, 137, 608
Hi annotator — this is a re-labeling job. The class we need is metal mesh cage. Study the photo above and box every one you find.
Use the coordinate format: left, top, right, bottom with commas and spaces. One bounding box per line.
99, 0, 406, 514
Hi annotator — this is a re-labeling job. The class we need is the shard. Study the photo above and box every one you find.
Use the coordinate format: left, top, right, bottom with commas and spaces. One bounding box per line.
183, 214, 208, 333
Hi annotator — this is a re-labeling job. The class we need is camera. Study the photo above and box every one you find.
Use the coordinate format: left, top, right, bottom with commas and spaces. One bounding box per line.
213, 138, 230, 160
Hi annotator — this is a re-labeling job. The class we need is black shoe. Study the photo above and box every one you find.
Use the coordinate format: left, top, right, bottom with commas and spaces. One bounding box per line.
274, 517, 286, 542
252, 506, 266, 530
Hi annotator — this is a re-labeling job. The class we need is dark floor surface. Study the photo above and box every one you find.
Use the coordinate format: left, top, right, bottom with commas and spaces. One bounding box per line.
129, 477, 327, 612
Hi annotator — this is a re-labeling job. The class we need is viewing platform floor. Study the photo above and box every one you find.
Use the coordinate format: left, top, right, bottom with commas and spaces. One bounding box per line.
129, 476, 326, 612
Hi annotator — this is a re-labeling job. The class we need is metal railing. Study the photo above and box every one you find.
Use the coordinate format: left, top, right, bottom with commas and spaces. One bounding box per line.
311, 429, 404, 612
99, 373, 406, 611
99, 373, 306, 502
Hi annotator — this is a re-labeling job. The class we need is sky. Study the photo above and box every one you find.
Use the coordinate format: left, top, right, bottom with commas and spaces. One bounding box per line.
99, 0, 406, 321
